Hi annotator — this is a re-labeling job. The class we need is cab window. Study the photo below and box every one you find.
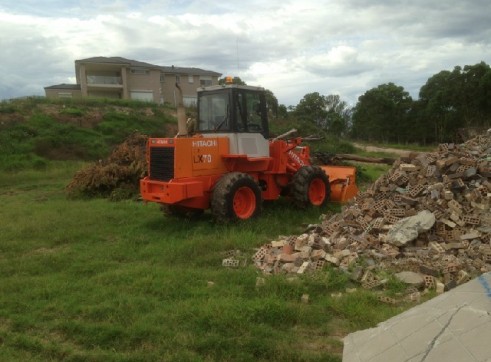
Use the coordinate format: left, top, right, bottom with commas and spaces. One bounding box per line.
244, 91, 263, 133
198, 92, 230, 131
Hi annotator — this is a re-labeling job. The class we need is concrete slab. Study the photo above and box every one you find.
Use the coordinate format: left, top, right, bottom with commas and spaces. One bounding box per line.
343, 272, 491, 362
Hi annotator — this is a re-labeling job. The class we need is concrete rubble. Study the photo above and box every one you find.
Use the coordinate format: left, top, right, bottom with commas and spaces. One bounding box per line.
253, 132, 491, 294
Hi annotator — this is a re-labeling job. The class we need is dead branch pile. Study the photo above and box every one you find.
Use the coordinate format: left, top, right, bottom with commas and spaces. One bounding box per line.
253, 131, 491, 294
66, 132, 147, 199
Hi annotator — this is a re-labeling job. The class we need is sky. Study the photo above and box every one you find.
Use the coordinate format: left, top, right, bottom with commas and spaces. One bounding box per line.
0, 0, 490, 106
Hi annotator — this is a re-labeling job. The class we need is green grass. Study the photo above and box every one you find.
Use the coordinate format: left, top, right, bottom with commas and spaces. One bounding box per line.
0, 98, 174, 171
0, 163, 413, 361
0, 96, 176, 113
354, 163, 392, 187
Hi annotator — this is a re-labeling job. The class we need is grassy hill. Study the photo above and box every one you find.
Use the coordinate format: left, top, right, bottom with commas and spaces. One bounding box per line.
0, 97, 177, 171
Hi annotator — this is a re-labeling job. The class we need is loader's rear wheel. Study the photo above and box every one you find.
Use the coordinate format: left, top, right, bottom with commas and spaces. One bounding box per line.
292, 166, 330, 208
161, 204, 204, 219
211, 172, 262, 222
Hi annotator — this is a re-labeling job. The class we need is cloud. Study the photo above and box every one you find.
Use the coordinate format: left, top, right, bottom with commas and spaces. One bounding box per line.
0, 0, 489, 106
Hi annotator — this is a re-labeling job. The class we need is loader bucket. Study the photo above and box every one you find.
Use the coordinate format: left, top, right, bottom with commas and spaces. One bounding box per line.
320, 165, 358, 203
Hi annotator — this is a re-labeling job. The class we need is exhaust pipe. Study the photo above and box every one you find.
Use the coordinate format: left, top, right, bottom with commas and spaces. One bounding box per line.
175, 82, 187, 137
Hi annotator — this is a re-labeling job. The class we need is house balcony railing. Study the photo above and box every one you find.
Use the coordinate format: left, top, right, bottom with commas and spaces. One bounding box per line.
86, 75, 123, 85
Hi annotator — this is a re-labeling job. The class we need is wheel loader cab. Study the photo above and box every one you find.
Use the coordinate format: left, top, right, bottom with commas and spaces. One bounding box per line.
197, 85, 270, 158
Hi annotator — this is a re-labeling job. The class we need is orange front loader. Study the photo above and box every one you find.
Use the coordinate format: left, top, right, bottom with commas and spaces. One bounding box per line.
140, 81, 358, 221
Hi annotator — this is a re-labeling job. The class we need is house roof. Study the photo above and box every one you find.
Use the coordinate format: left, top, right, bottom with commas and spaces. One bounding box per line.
44, 83, 81, 90
76, 56, 221, 76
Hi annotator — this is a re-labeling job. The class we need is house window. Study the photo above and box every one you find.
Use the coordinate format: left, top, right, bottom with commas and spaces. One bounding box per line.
130, 91, 154, 102
130, 68, 149, 75
183, 96, 197, 107
86, 74, 122, 85
176, 75, 181, 84
160, 73, 165, 82
188, 75, 194, 83
57, 92, 72, 98
200, 75, 212, 87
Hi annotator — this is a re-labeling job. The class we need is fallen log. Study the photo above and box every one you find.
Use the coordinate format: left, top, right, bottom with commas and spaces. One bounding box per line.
313, 152, 395, 165
335, 154, 396, 165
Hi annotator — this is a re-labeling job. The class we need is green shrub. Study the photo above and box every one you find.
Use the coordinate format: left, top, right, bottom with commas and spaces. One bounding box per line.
355, 163, 391, 186
311, 136, 356, 154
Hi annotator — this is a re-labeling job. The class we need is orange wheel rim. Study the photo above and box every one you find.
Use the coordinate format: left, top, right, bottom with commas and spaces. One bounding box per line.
308, 178, 326, 206
233, 187, 256, 219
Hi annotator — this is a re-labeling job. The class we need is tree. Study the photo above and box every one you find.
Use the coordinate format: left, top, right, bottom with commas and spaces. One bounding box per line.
459, 62, 491, 127
407, 99, 432, 145
324, 95, 352, 137
418, 69, 458, 142
418, 62, 491, 142
277, 104, 288, 119
294, 92, 328, 127
264, 89, 279, 119
294, 92, 351, 136
352, 83, 413, 143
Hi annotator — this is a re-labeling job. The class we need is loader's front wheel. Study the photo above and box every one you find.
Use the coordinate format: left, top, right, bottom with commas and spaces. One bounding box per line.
292, 166, 330, 208
211, 172, 262, 222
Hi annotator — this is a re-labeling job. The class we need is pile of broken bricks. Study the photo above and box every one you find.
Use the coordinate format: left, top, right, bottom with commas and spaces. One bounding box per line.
251, 131, 491, 296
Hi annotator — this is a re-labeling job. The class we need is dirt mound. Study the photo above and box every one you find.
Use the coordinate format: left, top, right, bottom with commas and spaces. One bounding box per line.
66, 132, 147, 200
254, 132, 491, 294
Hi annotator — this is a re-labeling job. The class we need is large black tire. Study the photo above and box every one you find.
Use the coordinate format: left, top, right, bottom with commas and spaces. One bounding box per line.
161, 204, 204, 219
211, 172, 262, 222
291, 166, 330, 208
